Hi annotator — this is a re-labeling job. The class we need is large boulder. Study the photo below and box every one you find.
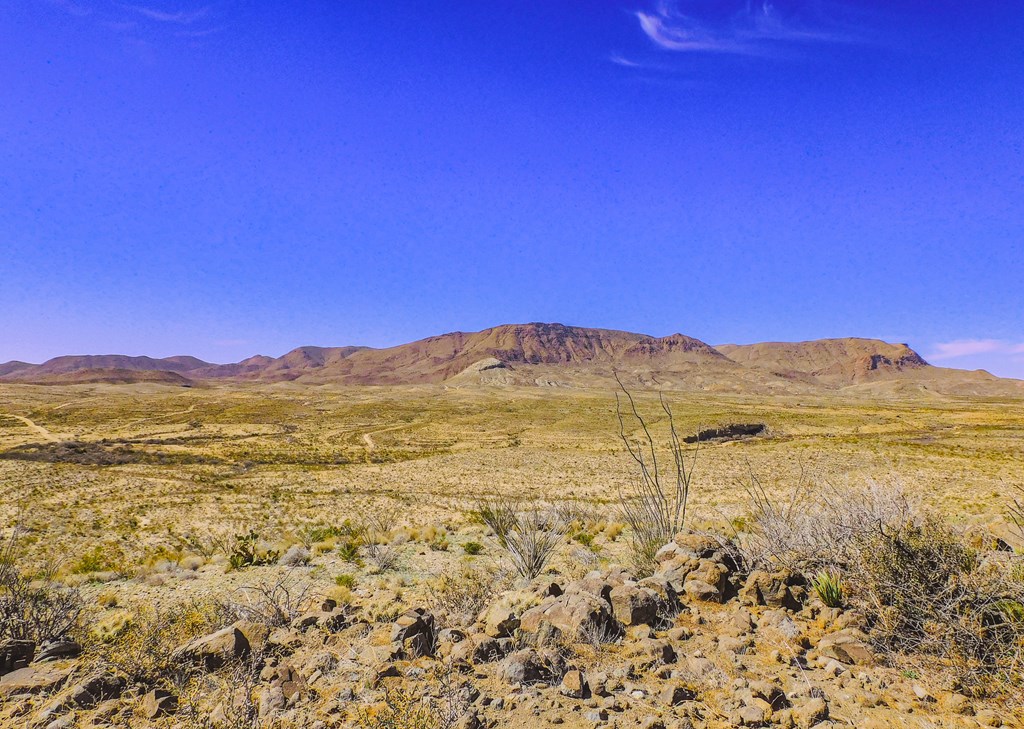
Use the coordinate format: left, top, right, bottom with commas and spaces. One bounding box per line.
0, 639, 34, 675
519, 592, 616, 641
390, 608, 436, 658
173, 626, 250, 671
739, 569, 807, 610
497, 648, 566, 685
682, 560, 729, 603
609, 584, 663, 627
450, 634, 512, 664
0, 661, 76, 698
479, 603, 520, 639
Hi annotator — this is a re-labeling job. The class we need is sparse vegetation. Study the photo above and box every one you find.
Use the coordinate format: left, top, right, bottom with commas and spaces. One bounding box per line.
475, 497, 564, 579
228, 530, 279, 571
811, 568, 844, 607
1, 380, 1023, 726
0, 524, 83, 643
614, 375, 698, 575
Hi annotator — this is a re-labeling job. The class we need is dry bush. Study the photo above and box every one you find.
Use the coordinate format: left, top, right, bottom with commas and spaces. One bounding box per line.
0, 525, 83, 643
551, 500, 604, 531
1009, 484, 1024, 549
475, 497, 564, 580
355, 663, 473, 729
740, 472, 915, 571
175, 652, 264, 729
855, 517, 1024, 691
214, 571, 317, 628
428, 562, 513, 626
363, 509, 401, 572
91, 601, 219, 685
741, 474, 1024, 692
614, 375, 697, 576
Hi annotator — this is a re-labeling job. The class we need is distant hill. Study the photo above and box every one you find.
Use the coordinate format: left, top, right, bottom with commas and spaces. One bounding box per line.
17, 354, 212, 376
6, 367, 195, 386
2, 323, 1021, 396
715, 338, 928, 385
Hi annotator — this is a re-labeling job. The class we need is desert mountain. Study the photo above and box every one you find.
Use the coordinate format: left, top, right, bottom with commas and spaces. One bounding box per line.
11, 354, 212, 376
3, 367, 196, 386
2, 323, 1021, 396
716, 338, 928, 385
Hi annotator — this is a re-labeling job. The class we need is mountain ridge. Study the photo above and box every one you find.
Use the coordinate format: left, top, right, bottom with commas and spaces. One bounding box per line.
2, 323, 1020, 396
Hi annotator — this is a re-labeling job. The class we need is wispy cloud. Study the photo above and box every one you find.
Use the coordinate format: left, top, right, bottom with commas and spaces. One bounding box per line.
924, 338, 1024, 379
927, 339, 1024, 361
122, 3, 211, 24
609, 53, 644, 69
42, 0, 92, 18
635, 0, 857, 56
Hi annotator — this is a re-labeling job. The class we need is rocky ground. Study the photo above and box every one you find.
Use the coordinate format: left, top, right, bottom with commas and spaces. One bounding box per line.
1, 531, 1020, 728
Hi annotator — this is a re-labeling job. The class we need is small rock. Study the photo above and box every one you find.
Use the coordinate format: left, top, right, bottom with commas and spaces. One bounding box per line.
142, 688, 178, 719
794, 697, 828, 728
659, 683, 696, 705
35, 640, 82, 662
559, 669, 588, 699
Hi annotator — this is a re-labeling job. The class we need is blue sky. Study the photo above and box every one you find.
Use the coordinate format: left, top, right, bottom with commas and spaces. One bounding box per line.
1, 1, 1022, 377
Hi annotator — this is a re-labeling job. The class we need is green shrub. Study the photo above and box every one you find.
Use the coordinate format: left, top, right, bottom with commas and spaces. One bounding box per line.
811, 569, 844, 608
338, 539, 363, 566
572, 531, 596, 550
462, 541, 483, 556
336, 573, 357, 588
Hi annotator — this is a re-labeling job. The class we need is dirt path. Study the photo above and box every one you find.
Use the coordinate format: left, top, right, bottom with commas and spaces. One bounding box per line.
361, 423, 413, 453
3, 413, 59, 442
124, 403, 197, 429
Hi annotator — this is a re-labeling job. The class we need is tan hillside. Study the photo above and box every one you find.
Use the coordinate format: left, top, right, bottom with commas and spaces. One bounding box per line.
8, 354, 212, 377
290, 323, 735, 386
717, 338, 928, 384
2, 325, 1021, 395
7, 367, 196, 386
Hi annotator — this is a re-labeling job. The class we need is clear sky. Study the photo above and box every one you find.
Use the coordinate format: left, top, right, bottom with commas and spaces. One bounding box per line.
1, 1, 1022, 377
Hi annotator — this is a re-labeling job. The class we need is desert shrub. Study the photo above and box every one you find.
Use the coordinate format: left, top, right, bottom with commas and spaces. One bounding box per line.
171, 528, 234, 560
215, 572, 316, 628
174, 651, 264, 729
740, 475, 915, 571
338, 539, 363, 565
462, 541, 483, 556
69, 544, 119, 575
475, 497, 563, 580
428, 563, 512, 625
355, 663, 472, 729
551, 500, 601, 531
614, 376, 698, 576
1009, 484, 1024, 550
92, 602, 219, 684
296, 520, 364, 548
742, 476, 1024, 691
0, 526, 83, 643
811, 569, 844, 608
572, 531, 597, 550
362, 511, 401, 572
336, 573, 357, 588
227, 531, 279, 571
364, 540, 400, 572
853, 516, 1024, 683
277, 544, 311, 567
428, 532, 450, 552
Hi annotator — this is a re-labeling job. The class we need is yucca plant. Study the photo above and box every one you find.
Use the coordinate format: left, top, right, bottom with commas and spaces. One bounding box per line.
812, 569, 845, 608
